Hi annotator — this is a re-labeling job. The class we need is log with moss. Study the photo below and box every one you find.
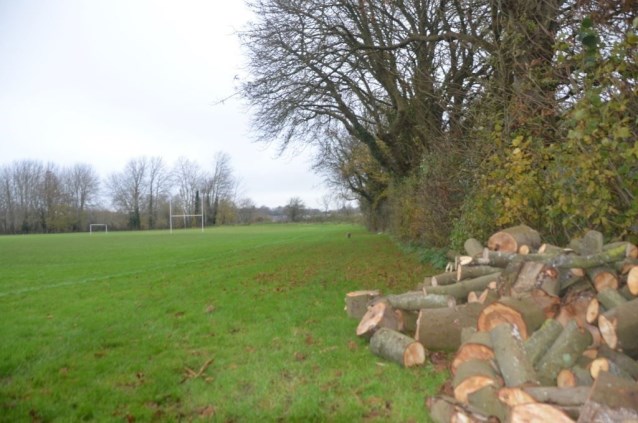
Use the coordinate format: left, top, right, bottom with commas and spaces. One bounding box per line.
535, 320, 593, 385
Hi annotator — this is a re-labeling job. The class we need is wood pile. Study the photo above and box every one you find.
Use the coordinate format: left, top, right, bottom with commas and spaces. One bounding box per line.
345, 225, 638, 422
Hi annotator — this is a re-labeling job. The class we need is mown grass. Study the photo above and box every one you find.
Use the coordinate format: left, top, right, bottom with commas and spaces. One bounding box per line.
0, 224, 446, 422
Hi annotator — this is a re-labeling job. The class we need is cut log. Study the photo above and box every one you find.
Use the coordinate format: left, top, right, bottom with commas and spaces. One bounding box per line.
464, 238, 484, 257
487, 224, 541, 253
467, 385, 508, 422
597, 344, 638, 380
585, 298, 600, 324
345, 290, 381, 319
479, 242, 632, 269
490, 323, 538, 387
415, 303, 486, 352
457, 265, 502, 282
521, 386, 591, 406
477, 296, 546, 340
452, 359, 501, 403
395, 309, 418, 335
586, 266, 619, 292
498, 387, 537, 406
424, 272, 502, 302
356, 301, 399, 339
510, 261, 546, 297
536, 320, 593, 385
569, 230, 604, 256
597, 287, 627, 310
369, 327, 426, 367
577, 371, 638, 423
557, 368, 577, 388
589, 357, 635, 381
451, 331, 494, 376
510, 403, 575, 423
628, 266, 638, 296
598, 297, 638, 359
386, 292, 456, 311
524, 318, 563, 366
603, 241, 638, 259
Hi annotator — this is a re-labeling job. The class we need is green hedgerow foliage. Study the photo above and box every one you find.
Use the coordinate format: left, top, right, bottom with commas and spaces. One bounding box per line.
452, 19, 638, 247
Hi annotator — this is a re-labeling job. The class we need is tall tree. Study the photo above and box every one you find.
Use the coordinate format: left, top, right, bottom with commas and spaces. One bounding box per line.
63, 163, 100, 231
172, 156, 202, 218
201, 152, 237, 225
107, 158, 147, 230
146, 157, 170, 229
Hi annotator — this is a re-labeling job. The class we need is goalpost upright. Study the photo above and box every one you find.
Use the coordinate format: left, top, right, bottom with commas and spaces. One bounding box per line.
169, 200, 204, 234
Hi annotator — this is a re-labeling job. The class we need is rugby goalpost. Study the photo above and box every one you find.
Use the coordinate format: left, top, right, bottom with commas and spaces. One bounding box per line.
89, 224, 108, 234
169, 200, 204, 234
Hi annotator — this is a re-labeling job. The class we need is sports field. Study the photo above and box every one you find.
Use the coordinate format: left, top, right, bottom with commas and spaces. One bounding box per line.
0, 224, 445, 421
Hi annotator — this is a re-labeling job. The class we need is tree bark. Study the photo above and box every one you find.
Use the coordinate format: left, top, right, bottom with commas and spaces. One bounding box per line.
415, 303, 486, 351
356, 301, 399, 339
510, 403, 576, 423
424, 272, 501, 301
524, 318, 564, 366
452, 331, 494, 376
490, 323, 539, 387
521, 386, 591, 406
587, 266, 619, 292
452, 359, 501, 403
457, 265, 502, 282
386, 292, 456, 311
597, 287, 627, 310
577, 371, 638, 423
536, 320, 593, 385
369, 327, 426, 367
569, 230, 603, 256
477, 296, 546, 340
467, 385, 508, 422
487, 224, 541, 253
597, 344, 638, 380
345, 290, 380, 319
464, 238, 485, 257
598, 297, 638, 359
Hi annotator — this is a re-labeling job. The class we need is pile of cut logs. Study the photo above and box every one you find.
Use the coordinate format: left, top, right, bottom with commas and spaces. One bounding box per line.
345, 225, 638, 422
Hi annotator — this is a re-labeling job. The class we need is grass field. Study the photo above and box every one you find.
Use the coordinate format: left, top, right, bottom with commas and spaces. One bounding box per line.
0, 224, 446, 422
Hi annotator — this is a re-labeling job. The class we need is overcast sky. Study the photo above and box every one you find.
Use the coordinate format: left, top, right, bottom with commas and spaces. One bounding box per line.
0, 1, 330, 208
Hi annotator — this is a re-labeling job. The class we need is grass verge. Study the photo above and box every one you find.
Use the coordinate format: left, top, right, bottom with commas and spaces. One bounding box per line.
0, 224, 446, 421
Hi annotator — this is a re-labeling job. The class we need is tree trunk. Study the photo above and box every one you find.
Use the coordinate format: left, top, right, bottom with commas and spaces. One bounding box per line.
568, 230, 604, 256
457, 265, 503, 282
597, 287, 627, 310
467, 385, 508, 422
598, 297, 638, 359
452, 331, 494, 376
597, 344, 638, 380
345, 290, 380, 319
452, 359, 501, 404
521, 386, 591, 406
369, 327, 426, 367
424, 272, 502, 301
464, 238, 484, 257
577, 371, 638, 423
356, 301, 398, 339
490, 322, 539, 387
510, 403, 575, 423
535, 320, 593, 385
386, 292, 455, 311
524, 318, 564, 366
587, 266, 619, 292
415, 303, 486, 351
477, 296, 546, 340
487, 224, 541, 253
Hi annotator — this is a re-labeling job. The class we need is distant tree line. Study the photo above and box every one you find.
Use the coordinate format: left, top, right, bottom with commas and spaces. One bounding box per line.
241, 0, 638, 248
0, 154, 357, 234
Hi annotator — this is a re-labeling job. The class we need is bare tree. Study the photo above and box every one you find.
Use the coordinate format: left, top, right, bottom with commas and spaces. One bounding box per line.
146, 157, 170, 229
201, 152, 237, 225
285, 197, 305, 222
172, 156, 202, 218
63, 163, 100, 231
107, 158, 147, 230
